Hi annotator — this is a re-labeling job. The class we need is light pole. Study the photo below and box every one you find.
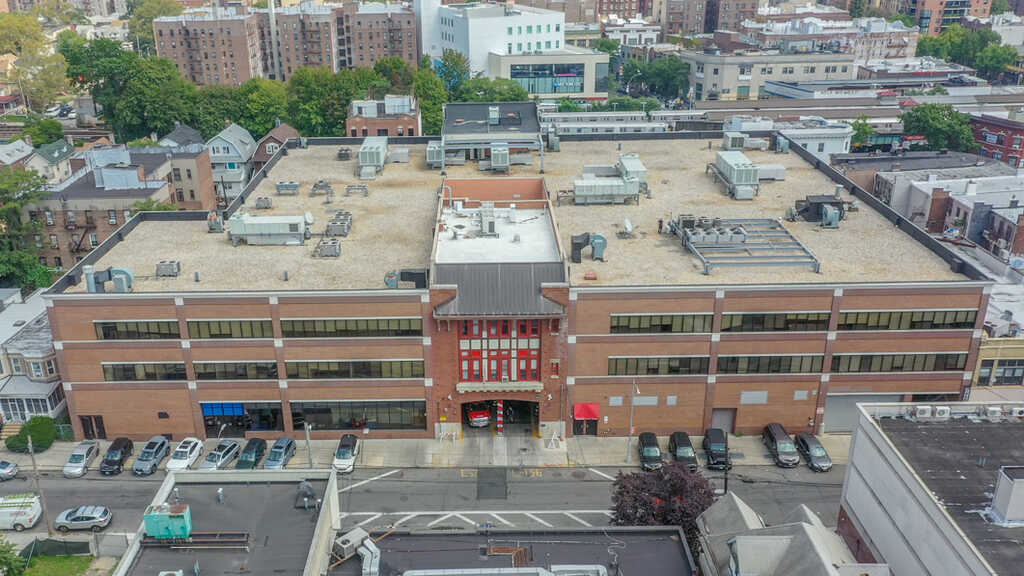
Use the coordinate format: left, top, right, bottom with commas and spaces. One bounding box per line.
624, 381, 640, 464
304, 422, 314, 468
216, 422, 227, 440
27, 435, 52, 536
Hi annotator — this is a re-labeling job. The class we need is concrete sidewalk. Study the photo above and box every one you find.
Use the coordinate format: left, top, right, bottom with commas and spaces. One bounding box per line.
0, 432, 852, 472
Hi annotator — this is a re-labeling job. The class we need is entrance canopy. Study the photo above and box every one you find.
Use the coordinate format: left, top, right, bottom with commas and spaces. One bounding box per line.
574, 403, 600, 420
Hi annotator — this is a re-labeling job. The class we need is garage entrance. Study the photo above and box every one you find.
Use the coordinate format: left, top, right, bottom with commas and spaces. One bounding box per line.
824, 394, 903, 432
461, 399, 539, 437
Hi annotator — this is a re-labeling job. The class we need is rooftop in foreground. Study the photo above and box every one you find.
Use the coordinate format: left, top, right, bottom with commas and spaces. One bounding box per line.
875, 417, 1024, 576
329, 529, 694, 576
74, 138, 967, 293
128, 481, 324, 576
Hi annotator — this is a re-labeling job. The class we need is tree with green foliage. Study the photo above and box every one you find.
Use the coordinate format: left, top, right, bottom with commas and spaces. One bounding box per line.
113, 57, 197, 141
128, 0, 182, 53
131, 198, 177, 211
592, 96, 660, 112
886, 12, 916, 27
19, 117, 63, 146
5, 416, 58, 453
374, 57, 414, 92
975, 43, 1018, 80
59, 38, 142, 124
594, 38, 621, 54
557, 98, 582, 112
413, 66, 448, 135
438, 49, 470, 98
0, 167, 52, 290
849, 0, 868, 17
284, 66, 385, 136
644, 56, 688, 101
237, 78, 288, 139
916, 24, 1008, 78
0, 536, 26, 576
30, 0, 86, 26
0, 13, 46, 55
851, 115, 874, 149
992, 0, 1012, 14
456, 77, 529, 102
193, 84, 245, 140
900, 103, 976, 152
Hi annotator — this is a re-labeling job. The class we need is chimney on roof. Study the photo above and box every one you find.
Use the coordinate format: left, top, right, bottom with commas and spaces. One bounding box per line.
991, 466, 1024, 524
966, 180, 979, 196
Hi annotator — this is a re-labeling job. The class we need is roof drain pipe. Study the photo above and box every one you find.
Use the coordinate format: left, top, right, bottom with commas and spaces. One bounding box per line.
359, 538, 380, 576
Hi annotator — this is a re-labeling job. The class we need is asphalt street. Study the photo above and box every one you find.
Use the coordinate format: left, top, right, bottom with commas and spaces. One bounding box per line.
0, 470, 165, 539
0, 462, 844, 544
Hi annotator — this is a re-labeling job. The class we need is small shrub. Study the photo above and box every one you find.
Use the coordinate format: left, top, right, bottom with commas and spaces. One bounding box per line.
5, 417, 57, 453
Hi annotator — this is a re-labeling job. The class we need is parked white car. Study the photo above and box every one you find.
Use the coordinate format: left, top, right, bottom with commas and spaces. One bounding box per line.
166, 437, 204, 471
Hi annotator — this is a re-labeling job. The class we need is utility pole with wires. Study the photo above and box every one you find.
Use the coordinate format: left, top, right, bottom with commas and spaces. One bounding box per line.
27, 436, 52, 536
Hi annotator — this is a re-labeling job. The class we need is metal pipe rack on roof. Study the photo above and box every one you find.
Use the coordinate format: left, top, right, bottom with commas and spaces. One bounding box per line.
685, 218, 820, 275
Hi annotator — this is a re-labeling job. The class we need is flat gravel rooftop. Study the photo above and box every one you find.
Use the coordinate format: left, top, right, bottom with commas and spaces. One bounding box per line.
128, 481, 325, 576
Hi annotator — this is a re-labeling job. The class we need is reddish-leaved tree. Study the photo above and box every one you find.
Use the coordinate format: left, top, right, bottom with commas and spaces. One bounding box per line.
610, 462, 715, 560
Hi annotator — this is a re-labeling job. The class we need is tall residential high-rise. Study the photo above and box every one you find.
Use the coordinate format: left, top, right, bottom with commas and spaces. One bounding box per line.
154, 11, 263, 86
904, 0, 990, 34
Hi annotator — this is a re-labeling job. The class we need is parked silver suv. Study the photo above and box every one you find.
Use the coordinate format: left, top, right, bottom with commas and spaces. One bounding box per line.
63, 441, 99, 478
55, 506, 111, 532
132, 436, 170, 476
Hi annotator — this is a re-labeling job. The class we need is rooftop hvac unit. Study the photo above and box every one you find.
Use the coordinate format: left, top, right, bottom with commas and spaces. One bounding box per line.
426, 141, 444, 168
275, 181, 300, 195
359, 137, 388, 171
156, 260, 181, 277
722, 131, 747, 150
334, 527, 370, 558
326, 211, 353, 237
254, 196, 273, 209
490, 146, 510, 172
934, 405, 951, 420
987, 406, 1004, 422
914, 405, 932, 419
1012, 406, 1024, 418
488, 106, 500, 126
313, 238, 341, 258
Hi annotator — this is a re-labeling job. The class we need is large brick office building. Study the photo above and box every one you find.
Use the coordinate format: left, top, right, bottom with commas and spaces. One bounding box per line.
45, 121, 989, 442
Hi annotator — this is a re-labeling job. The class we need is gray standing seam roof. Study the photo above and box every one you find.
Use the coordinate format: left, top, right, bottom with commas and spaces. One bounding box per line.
433, 262, 565, 316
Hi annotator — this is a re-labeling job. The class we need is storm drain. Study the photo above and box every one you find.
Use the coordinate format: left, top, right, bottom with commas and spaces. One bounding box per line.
476, 468, 508, 500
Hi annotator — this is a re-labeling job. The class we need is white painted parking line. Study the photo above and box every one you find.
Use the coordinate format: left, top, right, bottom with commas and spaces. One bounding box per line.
394, 514, 417, 526
427, 513, 454, 527
339, 469, 400, 493
490, 513, 513, 526
602, 511, 614, 517
525, 513, 552, 527
588, 468, 616, 481
453, 513, 476, 526
355, 513, 382, 527
564, 512, 592, 527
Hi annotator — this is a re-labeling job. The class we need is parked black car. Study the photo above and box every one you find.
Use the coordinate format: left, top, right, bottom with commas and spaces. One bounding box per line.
762, 423, 800, 468
235, 438, 267, 470
702, 428, 732, 470
795, 432, 833, 472
99, 438, 133, 475
638, 432, 663, 471
668, 432, 698, 471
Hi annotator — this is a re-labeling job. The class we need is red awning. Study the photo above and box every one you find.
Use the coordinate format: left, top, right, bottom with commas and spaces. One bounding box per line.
574, 403, 600, 420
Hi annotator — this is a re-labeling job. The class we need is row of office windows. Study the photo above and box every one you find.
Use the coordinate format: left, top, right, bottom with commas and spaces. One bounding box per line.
94, 318, 423, 340
607, 309, 976, 334
831, 353, 968, 373
606, 353, 966, 376
102, 360, 424, 381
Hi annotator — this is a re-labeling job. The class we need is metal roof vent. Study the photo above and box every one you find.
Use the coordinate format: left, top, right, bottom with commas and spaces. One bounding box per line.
990, 466, 1024, 525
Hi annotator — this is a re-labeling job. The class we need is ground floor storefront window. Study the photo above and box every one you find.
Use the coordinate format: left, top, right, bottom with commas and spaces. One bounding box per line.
291, 400, 426, 431
202, 402, 283, 438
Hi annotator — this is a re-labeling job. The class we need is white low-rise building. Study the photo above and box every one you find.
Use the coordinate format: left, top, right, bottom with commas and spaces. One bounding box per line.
726, 115, 853, 162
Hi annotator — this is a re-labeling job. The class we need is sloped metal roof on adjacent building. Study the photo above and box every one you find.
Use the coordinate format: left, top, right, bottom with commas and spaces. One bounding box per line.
433, 262, 565, 317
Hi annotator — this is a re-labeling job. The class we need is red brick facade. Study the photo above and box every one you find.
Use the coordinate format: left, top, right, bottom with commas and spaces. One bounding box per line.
971, 113, 1024, 169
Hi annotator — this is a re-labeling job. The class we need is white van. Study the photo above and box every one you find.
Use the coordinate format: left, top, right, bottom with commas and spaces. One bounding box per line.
0, 493, 42, 531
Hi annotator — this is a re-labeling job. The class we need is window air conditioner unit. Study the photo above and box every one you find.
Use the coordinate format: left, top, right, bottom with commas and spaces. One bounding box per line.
914, 405, 932, 419
987, 406, 1003, 422
934, 406, 951, 420
1011, 406, 1024, 418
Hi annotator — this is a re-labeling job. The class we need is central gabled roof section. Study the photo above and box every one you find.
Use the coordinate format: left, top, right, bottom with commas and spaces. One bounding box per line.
431, 177, 566, 317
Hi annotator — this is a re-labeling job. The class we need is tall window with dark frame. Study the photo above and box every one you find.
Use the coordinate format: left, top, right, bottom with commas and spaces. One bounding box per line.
280, 318, 422, 338
608, 356, 710, 375
187, 320, 274, 339
610, 314, 713, 334
95, 321, 180, 340
285, 360, 424, 379
831, 353, 968, 373
103, 363, 187, 381
193, 362, 279, 380
717, 355, 824, 374
720, 313, 830, 332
